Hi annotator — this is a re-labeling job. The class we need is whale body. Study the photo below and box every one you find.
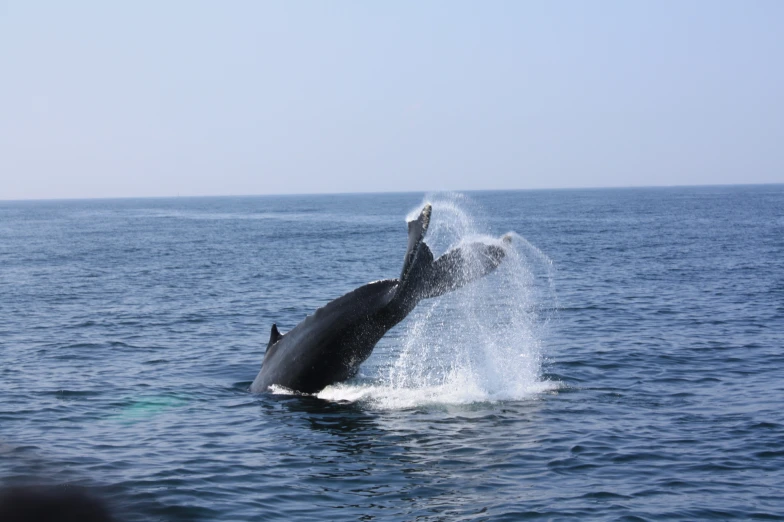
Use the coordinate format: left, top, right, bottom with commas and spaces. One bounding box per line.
250, 204, 511, 394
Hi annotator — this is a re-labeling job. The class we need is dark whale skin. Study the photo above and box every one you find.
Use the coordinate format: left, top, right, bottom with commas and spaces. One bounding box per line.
251, 279, 409, 394
250, 205, 510, 394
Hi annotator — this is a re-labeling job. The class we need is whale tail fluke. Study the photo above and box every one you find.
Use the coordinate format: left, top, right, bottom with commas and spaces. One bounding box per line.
400, 204, 432, 282
398, 204, 511, 302
419, 239, 509, 299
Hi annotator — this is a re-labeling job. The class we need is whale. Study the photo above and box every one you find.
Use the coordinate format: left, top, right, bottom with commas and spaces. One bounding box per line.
250, 204, 511, 394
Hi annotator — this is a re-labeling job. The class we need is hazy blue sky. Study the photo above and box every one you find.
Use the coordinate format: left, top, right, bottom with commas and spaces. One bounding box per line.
1, 1, 783, 200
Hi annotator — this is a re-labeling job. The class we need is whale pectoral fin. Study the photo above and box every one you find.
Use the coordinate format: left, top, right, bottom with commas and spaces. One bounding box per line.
421, 240, 509, 299
268, 323, 284, 348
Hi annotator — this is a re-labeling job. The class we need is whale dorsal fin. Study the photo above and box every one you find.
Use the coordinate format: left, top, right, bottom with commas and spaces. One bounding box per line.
268, 323, 283, 348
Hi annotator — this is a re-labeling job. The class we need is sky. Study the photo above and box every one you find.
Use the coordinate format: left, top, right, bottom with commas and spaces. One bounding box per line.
1, 1, 783, 200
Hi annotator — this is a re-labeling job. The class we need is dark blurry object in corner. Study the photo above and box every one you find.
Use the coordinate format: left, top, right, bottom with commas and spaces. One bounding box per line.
0, 485, 114, 522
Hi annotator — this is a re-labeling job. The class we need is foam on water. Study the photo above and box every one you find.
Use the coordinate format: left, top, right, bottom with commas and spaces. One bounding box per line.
317, 193, 559, 409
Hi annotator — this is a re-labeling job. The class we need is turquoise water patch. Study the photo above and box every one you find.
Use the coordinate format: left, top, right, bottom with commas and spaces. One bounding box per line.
107, 395, 189, 424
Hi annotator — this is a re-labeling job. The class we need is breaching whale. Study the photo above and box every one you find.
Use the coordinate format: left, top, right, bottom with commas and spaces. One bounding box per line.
250, 204, 511, 394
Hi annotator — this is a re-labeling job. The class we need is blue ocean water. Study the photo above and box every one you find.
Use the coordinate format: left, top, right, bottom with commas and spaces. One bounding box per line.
1, 186, 783, 521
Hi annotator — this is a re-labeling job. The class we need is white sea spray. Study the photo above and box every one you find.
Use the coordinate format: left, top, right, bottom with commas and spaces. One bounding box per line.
317, 193, 558, 409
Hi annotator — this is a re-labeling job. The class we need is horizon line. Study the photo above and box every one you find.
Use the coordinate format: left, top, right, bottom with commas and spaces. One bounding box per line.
1, 181, 782, 203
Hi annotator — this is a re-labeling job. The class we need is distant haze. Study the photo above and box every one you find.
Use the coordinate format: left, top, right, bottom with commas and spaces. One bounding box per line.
1, 1, 783, 200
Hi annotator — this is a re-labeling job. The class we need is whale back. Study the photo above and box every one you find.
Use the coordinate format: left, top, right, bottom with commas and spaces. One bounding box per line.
252, 279, 400, 393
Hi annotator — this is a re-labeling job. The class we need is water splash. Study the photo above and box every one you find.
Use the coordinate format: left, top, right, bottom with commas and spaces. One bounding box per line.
318, 193, 558, 409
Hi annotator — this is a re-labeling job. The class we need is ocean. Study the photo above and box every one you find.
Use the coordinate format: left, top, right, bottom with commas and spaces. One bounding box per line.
1, 186, 783, 520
